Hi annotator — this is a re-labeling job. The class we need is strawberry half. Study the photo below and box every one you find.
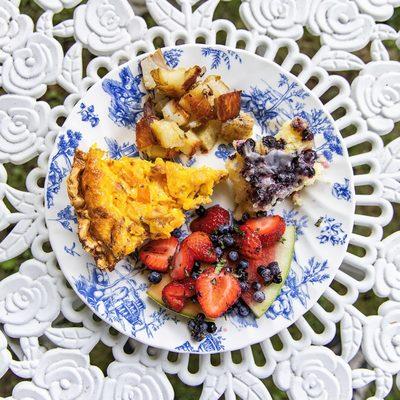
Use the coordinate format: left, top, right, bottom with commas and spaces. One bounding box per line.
243, 216, 286, 247
190, 205, 230, 234
196, 267, 241, 318
162, 278, 196, 312
185, 232, 217, 263
236, 225, 262, 259
170, 242, 195, 280
139, 237, 178, 272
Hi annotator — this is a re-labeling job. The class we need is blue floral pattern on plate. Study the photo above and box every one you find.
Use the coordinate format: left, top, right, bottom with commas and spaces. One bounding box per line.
78, 103, 99, 127
266, 256, 330, 320
45, 45, 354, 353
201, 47, 242, 69
102, 66, 145, 129
46, 130, 82, 209
332, 178, 352, 201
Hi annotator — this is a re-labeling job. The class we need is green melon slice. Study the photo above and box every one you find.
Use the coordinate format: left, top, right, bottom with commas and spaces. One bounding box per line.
242, 225, 296, 317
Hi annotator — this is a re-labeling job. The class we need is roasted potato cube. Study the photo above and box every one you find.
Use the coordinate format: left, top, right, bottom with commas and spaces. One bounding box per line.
215, 91, 241, 122
178, 130, 202, 156
195, 120, 221, 152
150, 120, 186, 148
220, 112, 254, 141
142, 145, 178, 159
179, 83, 214, 121
140, 49, 169, 90
136, 115, 158, 150
162, 99, 190, 126
204, 75, 230, 98
151, 66, 202, 97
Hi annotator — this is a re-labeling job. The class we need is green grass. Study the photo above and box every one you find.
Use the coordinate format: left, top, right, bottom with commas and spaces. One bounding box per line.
1, 2, 400, 399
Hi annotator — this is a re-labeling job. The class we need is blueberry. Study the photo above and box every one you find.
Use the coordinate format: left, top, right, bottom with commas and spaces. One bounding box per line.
215, 247, 223, 258
273, 274, 282, 284
148, 271, 162, 284
193, 332, 206, 342
237, 270, 248, 282
210, 233, 219, 244
275, 139, 286, 150
257, 266, 267, 276
241, 212, 250, 222
191, 270, 201, 279
223, 235, 235, 247
195, 313, 205, 322
196, 205, 206, 216
302, 149, 317, 164
262, 269, 273, 283
240, 281, 250, 291
252, 281, 262, 291
262, 136, 277, 149
256, 211, 268, 217
194, 260, 201, 269
301, 128, 314, 142
207, 322, 217, 334
253, 290, 265, 303
268, 261, 280, 276
244, 138, 256, 151
228, 250, 239, 262
238, 259, 249, 270
303, 166, 315, 178
238, 304, 250, 317
218, 224, 231, 234
188, 319, 196, 330
200, 322, 208, 332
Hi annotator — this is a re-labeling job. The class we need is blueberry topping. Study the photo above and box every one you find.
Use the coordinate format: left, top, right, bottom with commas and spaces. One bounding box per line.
196, 205, 206, 216
195, 313, 205, 322
240, 281, 250, 291
241, 212, 250, 222
210, 233, 219, 244
302, 149, 317, 163
228, 250, 239, 262
273, 274, 283, 284
237, 270, 248, 282
268, 261, 280, 276
207, 322, 217, 334
253, 290, 265, 303
257, 266, 267, 276
291, 116, 308, 132
188, 319, 196, 330
238, 259, 249, 270
148, 271, 162, 284
223, 235, 235, 247
191, 270, 201, 279
256, 210, 269, 217
194, 260, 201, 269
238, 304, 250, 317
193, 332, 206, 341
262, 136, 277, 149
215, 247, 223, 258
301, 128, 314, 141
252, 281, 262, 291
218, 224, 231, 234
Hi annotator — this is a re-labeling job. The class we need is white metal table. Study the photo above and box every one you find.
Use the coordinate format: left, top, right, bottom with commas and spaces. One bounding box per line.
0, 0, 399, 399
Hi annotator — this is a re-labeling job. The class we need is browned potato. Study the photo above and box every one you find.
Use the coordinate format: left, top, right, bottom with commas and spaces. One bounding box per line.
151, 66, 202, 97
140, 49, 169, 90
220, 112, 254, 141
178, 130, 202, 156
162, 99, 190, 126
195, 120, 221, 152
203, 75, 230, 98
142, 145, 178, 159
136, 115, 158, 150
215, 91, 241, 122
150, 120, 186, 148
179, 83, 214, 121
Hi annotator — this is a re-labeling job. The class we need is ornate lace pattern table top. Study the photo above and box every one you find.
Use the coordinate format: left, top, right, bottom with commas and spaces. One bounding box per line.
0, 0, 399, 399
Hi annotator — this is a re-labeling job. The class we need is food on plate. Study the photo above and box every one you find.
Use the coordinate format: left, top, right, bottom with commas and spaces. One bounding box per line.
226, 116, 325, 218
138, 51, 254, 158
144, 204, 296, 340
67, 146, 227, 270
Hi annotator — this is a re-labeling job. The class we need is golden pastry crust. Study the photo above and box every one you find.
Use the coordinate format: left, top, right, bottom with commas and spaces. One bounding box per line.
67, 147, 226, 270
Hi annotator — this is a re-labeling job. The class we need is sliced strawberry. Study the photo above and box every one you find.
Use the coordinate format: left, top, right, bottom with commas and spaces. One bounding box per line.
244, 215, 286, 247
185, 232, 217, 263
182, 277, 196, 297
139, 237, 178, 272
170, 242, 195, 280
196, 267, 241, 318
236, 225, 262, 259
190, 205, 230, 234
162, 281, 187, 312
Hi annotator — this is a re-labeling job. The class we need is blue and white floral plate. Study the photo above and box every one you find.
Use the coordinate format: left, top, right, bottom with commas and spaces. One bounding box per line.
45, 45, 355, 353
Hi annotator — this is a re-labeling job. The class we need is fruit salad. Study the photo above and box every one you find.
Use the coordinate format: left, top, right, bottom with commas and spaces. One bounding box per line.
140, 205, 296, 341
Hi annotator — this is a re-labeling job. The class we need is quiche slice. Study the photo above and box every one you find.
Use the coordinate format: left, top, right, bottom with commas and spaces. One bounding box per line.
67, 147, 227, 270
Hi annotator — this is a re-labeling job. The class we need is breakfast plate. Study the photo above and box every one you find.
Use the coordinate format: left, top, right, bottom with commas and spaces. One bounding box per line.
45, 44, 355, 353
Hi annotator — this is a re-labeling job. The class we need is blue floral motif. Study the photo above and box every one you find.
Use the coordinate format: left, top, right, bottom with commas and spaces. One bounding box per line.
266, 256, 329, 320
201, 47, 242, 70
332, 178, 352, 202
163, 48, 183, 68
51, 205, 77, 232
317, 216, 347, 246
104, 137, 138, 159
297, 109, 341, 161
102, 66, 145, 129
78, 103, 99, 127
172, 155, 196, 167
64, 242, 80, 257
282, 209, 308, 236
242, 74, 309, 133
228, 309, 258, 329
175, 329, 225, 352
74, 263, 174, 338
47, 130, 82, 208
215, 143, 234, 160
